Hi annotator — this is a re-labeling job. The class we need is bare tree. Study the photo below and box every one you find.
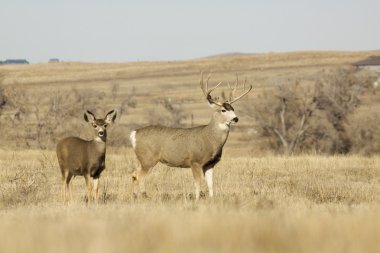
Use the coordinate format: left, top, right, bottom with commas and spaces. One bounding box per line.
346, 113, 380, 155
0, 84, 138, 149
246, 80, 316, 154
147, 97, 189, 127
245, 68, 374, 155
110, 82, 137, 118
311, 68, 373, 153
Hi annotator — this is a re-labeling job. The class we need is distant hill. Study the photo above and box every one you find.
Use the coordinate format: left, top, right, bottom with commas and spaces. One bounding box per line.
203, 52, 255, 58
1, 50, 379, 86
0, 50, 379, 151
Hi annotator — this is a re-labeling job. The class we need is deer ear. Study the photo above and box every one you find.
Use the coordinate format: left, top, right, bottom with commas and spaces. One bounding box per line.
84, 111, 95, 123
207, 100, 220, 110
104, 110, 117, 124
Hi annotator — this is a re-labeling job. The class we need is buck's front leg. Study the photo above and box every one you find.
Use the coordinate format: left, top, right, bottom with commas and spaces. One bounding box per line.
191, 165, 203, 200
204, 168, 214, 197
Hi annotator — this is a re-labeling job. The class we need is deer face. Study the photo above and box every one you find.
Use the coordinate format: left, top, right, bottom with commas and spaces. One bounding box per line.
200, 72, 252, 130
209, 102, 238, 129
84, 110, 117, 141
220, 102, 239, 124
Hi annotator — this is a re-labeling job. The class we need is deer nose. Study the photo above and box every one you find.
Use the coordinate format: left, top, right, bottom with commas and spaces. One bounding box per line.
98, 130, 104, 136
232, 117, 239, 123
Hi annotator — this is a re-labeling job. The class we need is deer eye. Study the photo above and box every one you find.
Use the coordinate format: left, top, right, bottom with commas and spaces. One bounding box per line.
221, 109, 226, 113
92, 124, 97, 128
103, 124, 108, 128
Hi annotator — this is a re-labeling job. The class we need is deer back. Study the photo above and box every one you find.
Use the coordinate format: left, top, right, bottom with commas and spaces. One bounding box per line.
133, 124, 227, 168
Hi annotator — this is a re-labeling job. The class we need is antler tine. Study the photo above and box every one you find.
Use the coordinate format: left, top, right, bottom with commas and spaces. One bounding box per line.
229, 84, 253, 104
206, 81, 223, 106
200, 72, 206, 96
206, 73, 211, 93
199, 72, 223, 106
200, 72, 209, 97
230, 74, 239, 101
234, 74, 239, 93
207, 81, 223, 94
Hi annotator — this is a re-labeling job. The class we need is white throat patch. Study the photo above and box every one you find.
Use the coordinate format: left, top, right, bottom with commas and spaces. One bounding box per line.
218, 110, 236, 130
95, 136, 104, 142
218, 123, 230, 130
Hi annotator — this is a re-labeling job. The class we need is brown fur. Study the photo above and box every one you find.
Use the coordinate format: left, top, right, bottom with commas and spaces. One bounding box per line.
131, 106, 236, 199
131, 74, 252, 199
56, 110, 116, 204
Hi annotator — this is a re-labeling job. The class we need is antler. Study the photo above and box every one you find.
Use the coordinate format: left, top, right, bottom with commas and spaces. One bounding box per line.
200, 72, 223, 106
227, 74, 253, 104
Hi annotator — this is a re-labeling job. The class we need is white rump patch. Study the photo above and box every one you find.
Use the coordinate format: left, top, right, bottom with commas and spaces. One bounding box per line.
130, 130, 137, 150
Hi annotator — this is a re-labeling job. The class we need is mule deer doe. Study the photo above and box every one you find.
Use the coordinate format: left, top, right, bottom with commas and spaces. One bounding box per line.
130, 73, 252, 199
56, 110, 116, 203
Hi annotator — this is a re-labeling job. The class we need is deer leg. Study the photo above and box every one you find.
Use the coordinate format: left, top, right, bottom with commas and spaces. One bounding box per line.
65, 174, 73, 203
137, 169, 149, 198
84, 175, 93, 204
61, 175, 66, 203
61, 170, 71, 204
132, 170, 139, 198
204, 168, 214, 197
132, 163, 154, 198
68, 177, 74, 201
191, 165, 203, 200
93, 177, 99, 203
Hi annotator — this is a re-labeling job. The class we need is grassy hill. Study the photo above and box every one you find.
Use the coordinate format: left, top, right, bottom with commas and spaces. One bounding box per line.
0, 50, 379, 153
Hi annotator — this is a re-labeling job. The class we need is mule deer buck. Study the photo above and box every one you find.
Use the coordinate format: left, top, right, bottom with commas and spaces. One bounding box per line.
130, 73, 252, 199
56, 110, 117, 203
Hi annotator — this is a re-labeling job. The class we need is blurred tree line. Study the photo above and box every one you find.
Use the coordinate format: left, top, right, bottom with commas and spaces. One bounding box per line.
244, 67, 380, 155
0, 82, 190, 150
0, 67, 379, 155
0, 84, 137, 149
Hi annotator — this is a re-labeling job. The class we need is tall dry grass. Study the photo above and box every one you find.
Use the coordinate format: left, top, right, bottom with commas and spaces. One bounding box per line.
0, 149, 379, 253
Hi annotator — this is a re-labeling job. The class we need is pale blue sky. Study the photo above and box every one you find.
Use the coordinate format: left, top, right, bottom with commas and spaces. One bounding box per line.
1, 0, 379, 63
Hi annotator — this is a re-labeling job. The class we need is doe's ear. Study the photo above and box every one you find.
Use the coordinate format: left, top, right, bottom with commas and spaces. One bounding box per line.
104, 110, 117, 124
84, 110, 95, 123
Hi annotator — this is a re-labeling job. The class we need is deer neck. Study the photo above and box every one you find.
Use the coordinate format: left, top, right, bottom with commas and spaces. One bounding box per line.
205, 114, 231, 148
93, 134, 107, 152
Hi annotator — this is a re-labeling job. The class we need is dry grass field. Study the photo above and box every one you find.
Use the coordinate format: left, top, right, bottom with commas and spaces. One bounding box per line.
1, 51, 380, 252
0, 150, 380, 253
